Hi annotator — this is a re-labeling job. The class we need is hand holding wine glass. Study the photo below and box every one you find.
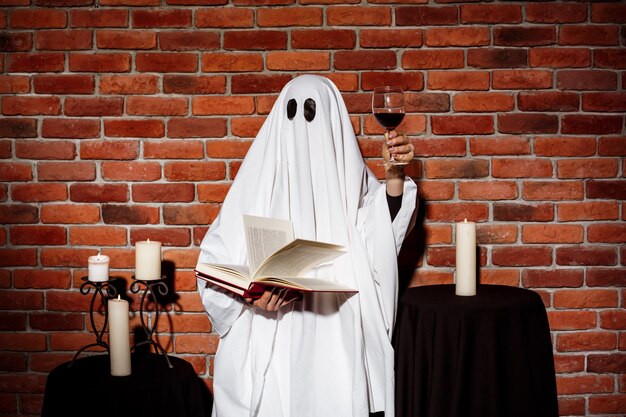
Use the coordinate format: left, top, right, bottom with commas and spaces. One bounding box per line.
372, 86, 412, 167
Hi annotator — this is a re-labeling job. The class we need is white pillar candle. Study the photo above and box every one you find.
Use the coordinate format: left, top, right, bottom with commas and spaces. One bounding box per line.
455, 219, 477, 296
88, 253, 109, 282
135, 239, 162, 280
108, 295, 131, 376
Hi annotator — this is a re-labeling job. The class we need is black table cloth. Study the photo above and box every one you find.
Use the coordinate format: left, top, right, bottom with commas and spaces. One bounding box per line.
393, 284, 558, 417
42, 353, 208, 417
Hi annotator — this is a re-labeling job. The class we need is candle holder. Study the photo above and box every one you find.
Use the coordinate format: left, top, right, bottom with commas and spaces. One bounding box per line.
130, 276, 173, 369
70, 277, 118, 367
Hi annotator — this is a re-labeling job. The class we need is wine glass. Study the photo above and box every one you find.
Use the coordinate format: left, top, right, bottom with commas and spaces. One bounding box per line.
372, 86, 407, 165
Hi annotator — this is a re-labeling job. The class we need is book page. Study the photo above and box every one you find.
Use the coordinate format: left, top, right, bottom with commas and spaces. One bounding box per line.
195, 263, 251, 287
258, 277, 356, 292
254, 240, 345, 279
243, 215, 294, 273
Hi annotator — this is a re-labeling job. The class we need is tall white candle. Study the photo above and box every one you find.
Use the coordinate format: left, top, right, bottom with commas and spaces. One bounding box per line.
88, 253, 109, 282
135, 239, 162, 280
108, 295, 131, 376
455, 219, 477, 296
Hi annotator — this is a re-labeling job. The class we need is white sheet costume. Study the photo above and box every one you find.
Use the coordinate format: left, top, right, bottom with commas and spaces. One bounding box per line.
198, 75, 417, 417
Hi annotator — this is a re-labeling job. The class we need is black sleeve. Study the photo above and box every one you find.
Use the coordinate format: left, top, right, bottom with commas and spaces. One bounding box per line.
386, 193, 403, 222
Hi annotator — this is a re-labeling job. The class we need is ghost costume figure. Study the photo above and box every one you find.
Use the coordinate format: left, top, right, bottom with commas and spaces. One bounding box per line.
198, 75, 417, 417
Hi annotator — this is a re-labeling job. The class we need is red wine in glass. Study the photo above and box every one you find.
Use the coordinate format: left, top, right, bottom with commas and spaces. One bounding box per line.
372, 86, 406, 165
374, 112, 405, 130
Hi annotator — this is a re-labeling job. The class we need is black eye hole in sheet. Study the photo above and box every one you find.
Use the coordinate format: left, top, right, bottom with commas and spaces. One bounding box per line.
304, 98, 316, 122
287, 98, 297, 120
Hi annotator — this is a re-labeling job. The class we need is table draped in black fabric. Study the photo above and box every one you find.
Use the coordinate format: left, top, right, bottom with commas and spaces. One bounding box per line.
42, 353, 209, 417
393, 284, 558, 417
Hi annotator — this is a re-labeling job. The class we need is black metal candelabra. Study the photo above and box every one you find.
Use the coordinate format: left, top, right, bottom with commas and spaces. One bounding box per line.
130, 276, 172, 368
70, 277, 117, 366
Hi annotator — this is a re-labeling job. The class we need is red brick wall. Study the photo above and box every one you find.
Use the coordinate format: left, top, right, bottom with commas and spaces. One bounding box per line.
1, 1, 625, 415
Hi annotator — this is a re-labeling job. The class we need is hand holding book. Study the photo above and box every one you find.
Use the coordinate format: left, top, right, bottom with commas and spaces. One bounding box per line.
244, 287, 301, 311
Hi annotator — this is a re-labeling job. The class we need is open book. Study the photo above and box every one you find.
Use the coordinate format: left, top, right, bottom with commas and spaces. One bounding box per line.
195, 215, 357, 298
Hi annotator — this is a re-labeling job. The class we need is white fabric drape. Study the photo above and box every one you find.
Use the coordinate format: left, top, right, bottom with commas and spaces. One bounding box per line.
198, 75, 417, 417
